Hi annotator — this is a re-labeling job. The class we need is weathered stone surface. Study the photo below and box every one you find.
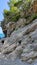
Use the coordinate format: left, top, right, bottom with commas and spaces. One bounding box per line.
23, 48, 31, 53
27, 59, 33, 63
0, 53, 5, 59
2, 44, 17, 54
6, 22, 16, 37
21, 51, 37, 61
24, 22, 37, 35
7, 50, 17, 60
29, 29, 37, 40
0, 19, 37, 64
16, 18, 26, 29
15, 46, 23, 55
6, 46, 23, 60
31, 45, 37, 51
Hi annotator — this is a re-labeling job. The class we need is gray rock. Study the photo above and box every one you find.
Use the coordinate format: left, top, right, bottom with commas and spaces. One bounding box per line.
15, 46, 23, 55
29, 29, 37, 40
0, 19, 37, 64
23, 20, 37, 35
0, 53, 5, 59
21, 51, 37, 61
6, 50, 18, 60
2, 44, 17, 54
16, 18, 26, 29
27, 59, 33, 63
6, 46, 23, 60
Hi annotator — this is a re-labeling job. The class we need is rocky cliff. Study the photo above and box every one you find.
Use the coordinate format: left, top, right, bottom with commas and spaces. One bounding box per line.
0, 19, 37, 64
0, 0, 37, 64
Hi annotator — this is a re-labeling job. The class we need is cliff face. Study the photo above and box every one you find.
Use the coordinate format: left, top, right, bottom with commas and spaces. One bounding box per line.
0, 0, 37, 65
0, 19, 37, 64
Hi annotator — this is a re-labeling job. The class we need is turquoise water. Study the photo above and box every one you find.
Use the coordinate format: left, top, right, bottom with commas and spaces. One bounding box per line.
0, 34, 5, 39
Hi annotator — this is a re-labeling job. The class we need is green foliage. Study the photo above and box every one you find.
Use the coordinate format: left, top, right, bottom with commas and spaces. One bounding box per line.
11, 0, 22, 5
25, 0, 32, 3
4, 10, 9, 13
12, 13, 20, 21
4, 9, 10, 17
3, 10, 20, 23
3, 0, 37, 25
8, 0, 22, 7
10, 6, 20, 13
4, 0, 22, 23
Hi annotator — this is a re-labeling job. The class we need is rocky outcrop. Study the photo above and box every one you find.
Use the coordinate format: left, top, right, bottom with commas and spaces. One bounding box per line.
4, 18, 26, 37
0, 19, 37, 64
